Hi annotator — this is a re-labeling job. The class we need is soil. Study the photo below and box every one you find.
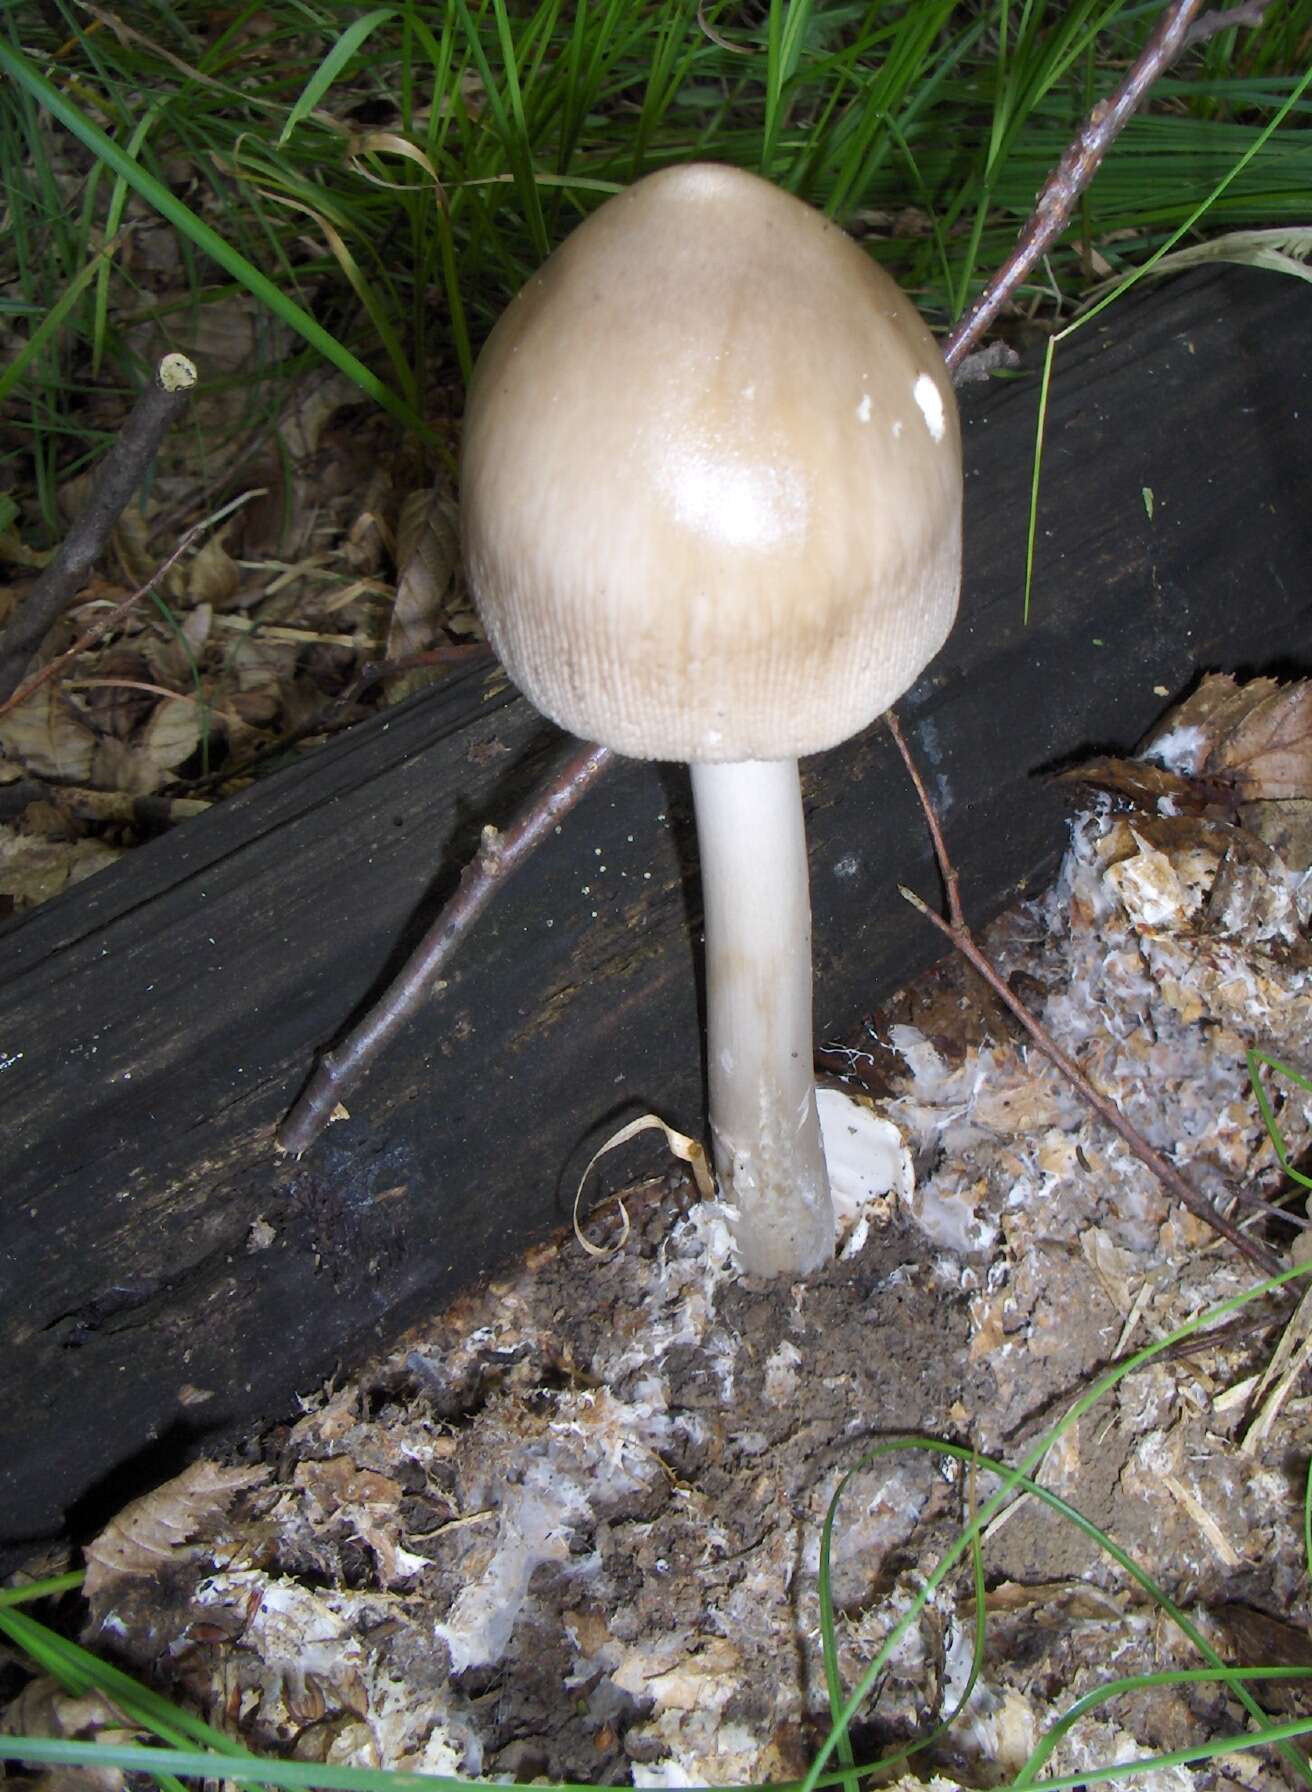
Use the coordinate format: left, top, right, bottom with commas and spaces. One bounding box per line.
6, 679, 1312, 1791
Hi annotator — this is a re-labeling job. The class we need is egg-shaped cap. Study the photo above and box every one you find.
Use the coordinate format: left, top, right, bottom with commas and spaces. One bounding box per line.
461, 162, 961, 763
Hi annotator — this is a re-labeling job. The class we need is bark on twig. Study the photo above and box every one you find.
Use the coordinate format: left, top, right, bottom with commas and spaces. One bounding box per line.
1184, 1, 1273, 49
0, 354, 197, 702
276, 739, 614, 1156
274, 0, 1217, 1153
885, 711, 1284, 1278
943, 0, 1206, 371
0, 524, 201, 722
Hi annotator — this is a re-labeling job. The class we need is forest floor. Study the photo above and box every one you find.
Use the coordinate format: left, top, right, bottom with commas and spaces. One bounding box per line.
11, 677, 1312, 1792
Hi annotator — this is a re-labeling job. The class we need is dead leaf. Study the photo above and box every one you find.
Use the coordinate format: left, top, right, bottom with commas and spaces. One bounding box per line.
224, 634, 295, 727
140, 696, 202, 771
1, 1679, 137, 1791
1054, 755, 1202, 813
0, 826, 121, 910
188, 528, 243, 610
1241, 796, 1312, 873
109, 500, 159, 589
181, 600, 213, 653
293, 1456, 404, 1520
388, 486, 459, 655
82, 1460, 269, 1601
1143, 672, 1282, 766
1214, 681, 1312, 801
0, 686, 96, 780
82, 651, 155, 739
92, 735, 166, 797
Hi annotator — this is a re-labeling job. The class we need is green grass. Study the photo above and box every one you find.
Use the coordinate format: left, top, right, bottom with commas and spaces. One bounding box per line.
1, 0, 1310, 535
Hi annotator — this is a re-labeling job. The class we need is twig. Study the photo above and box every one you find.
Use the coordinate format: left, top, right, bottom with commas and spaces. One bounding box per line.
276, 738, 614, 1156
0, 489, 261, 724
275, 9, 1210, 1154
0, 354, 197, 702
1184, 1, 1273, 49
885, 711, 1283, 1278
943, 0, 1206, 371
0, 526, 200, 722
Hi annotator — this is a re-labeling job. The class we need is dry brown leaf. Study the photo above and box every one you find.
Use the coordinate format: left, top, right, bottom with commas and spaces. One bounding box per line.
294, 1455, 404, 1520
0, 1679, 136, 1792
1145, 671, 1282, 761
1242, 796, 1312, 873
82, 1460, 269, 1601
1094, 812, 1225, 868
82, 650, 154, 739
91, 734, 166, 797
343, 465, 395, 576
0, 826, 121, 910
386, 486, 461, 663
0, 686, 96, 780
181, 600, 213, 653
1214, 681, 1312, 801
222, 634, 295, 727
0, 530, 51, 570
1053, 755, 1202, 814
108, 500, 160, 589
140, 696, 202, 771
125, 290, 271, 375
188, 528, 242, 610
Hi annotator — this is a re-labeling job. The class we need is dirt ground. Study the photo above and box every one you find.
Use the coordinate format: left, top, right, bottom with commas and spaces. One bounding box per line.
6, 677, 1312, 1791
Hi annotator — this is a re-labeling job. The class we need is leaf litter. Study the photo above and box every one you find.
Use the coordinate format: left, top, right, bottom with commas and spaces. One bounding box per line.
7, 674, 1312, 1789
0, 311, 476, 918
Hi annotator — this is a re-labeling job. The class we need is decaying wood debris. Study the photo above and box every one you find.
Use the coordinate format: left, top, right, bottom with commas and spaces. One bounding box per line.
9, 675, 1311, 1790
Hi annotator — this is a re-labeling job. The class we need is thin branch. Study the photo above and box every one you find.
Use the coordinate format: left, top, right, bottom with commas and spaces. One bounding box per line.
0, 354, 197, 701
274, 5, 1213, 1153
1184, 1, 1273, 49
0, 526, 200, 722
943, 0, 1206, 372
885, 710, 1283, 1279
0, 489, 261, 724
276, 738, 614, 1156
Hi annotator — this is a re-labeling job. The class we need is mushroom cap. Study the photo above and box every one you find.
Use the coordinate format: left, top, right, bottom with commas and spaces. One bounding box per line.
461, 162, 962, 762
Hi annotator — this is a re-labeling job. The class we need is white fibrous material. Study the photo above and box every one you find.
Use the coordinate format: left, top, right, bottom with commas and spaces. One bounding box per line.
1142, 722, 1211, 775
816, 1084, 914, 1252
886, 796, 1312, 1276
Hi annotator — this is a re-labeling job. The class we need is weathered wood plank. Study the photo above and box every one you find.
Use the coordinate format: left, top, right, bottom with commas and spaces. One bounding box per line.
2, 266, 1309, 1557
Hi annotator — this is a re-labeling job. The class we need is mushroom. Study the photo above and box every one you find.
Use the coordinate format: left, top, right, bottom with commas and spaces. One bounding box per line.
460, 163, 961, 1277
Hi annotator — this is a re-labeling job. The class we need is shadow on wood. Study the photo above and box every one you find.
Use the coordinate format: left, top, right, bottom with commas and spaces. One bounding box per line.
2, 267, 1310, 1561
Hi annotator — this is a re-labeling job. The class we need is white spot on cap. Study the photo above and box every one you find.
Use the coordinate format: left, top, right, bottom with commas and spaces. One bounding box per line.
891, 418, 904, 439
856, 393, 872, 424
913, 372, 945, 442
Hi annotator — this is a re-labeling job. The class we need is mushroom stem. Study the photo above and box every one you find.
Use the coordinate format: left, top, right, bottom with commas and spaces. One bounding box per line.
690, 758, 835, 1276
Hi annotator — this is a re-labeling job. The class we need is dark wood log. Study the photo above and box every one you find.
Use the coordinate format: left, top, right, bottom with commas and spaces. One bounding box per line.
2, 266, 1309, 1560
